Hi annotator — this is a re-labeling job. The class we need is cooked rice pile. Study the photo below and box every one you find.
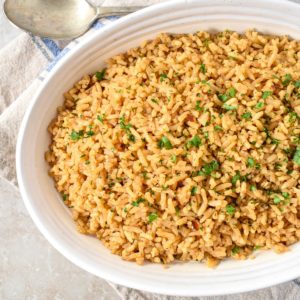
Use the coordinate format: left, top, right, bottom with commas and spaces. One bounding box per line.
46, 30, 300, 266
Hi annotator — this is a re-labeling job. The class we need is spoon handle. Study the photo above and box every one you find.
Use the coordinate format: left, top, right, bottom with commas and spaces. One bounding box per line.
96, 6, 145, 18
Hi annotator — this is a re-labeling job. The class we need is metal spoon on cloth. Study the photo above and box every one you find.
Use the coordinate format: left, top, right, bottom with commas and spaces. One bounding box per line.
3, 0, 144, 39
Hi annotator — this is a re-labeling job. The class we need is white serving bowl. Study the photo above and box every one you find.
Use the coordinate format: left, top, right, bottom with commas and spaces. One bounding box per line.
16, 0, 300, 296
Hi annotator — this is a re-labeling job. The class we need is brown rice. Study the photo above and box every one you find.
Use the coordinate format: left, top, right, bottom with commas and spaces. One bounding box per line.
46, 30, 300, 266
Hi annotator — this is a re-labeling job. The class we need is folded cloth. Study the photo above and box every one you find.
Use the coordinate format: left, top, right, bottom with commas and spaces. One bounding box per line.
1, 15, 300, 300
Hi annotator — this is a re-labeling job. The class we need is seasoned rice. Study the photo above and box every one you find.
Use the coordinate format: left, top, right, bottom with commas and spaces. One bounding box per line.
46, 30, 300, 266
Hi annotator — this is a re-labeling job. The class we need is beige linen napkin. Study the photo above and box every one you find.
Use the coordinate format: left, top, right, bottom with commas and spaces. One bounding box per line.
1, 8, 300, 300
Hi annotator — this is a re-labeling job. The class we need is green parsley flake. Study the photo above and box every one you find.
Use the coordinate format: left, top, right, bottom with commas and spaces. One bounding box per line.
294, 81, 300, 88
97, 114, 105, 123
160, 73, 168, 82
250, 185, 256, 191
218, 94, 228, 102
120, 115, 135, 142
148, 212, 158, 223
158, 136, 173, 150
95, 68, 106, 81
282, 73, 292, 86
254, 245, 261, 251
200, 63, 206, 74
191, 186, 197, 196
187, 135, 202, 149
223, 104, 237, 111
228, 87, 237, 98
226, 204, 235, 215
282, 192, 290, 199
171, 154, 177, 163
247, 157, 255, 167
131, 197, 145, 207
86, 130, 95, 137
214, 125, 223, 131
151, 98, 158, 104
70, 130, 84, 141
195, 100, 203, 111
293, 147, 300, 165
201, 160, 219, 176
62, 194, 68, 201
262, 91, 272, 99
232, 246, 240, 255
273, 195, 281, 204
255, 102, 264, 109
241, 112, 252, 119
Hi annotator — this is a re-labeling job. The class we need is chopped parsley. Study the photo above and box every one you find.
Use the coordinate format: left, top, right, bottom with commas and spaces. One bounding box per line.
282, 73, 292, 86
186, 135, 202, 149
226, 204, 235, 215
62, 194, 68, 201
151, 98, 158, 104
241, 112, 252, 119
70, 130, 84, 141
255, 102, 264, 109
289, 112, 299, 122
158, 136, 173, 150
262, 91, 272, 99
95, 68, 106, 80
214, 125, 223, 131
200, 160, 219, 176
223, 104, 237, 110
191, 186, 197, 196
97, 114, 105, 123
228, 87, 237, 98
85, 160, 90, 165
160, 73, 168, 82
250, 185, 256, 191
282, 192, 290, 199
247, 157, 256, 167
131, 197, 145, 207
273, 195, 281, 204
86, 130, 95, 137
231, 171, 248, 186
195, 100, 203, 111
171, 154, 177, 163
293, 147, 300, 165
200, 63, 206, 74
120, 115, 135, 142
294, 81, 300, 88
148, 212, 158, 223
232, 246, 240, 255
218, 94, 228, 102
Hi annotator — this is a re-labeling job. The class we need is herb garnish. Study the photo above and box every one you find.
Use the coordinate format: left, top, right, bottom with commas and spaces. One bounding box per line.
191, 186, 197, 196
226, 204, 235, 215
262, 91, 272, 99
158, 136, 173, 150
95, 68, 106, 80
132, 197, 145, 207
148, 212, 158, 223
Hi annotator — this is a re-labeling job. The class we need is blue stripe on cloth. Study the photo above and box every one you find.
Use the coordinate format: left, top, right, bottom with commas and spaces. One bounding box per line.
30, 35, 52, 62
293, 279, 300, 287
41, 38, 62, 57
46, 47, 71, 72
91, 19, 106, 29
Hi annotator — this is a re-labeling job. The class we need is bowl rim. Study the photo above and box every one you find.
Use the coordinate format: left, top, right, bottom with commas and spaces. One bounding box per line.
16, 0, 300, 296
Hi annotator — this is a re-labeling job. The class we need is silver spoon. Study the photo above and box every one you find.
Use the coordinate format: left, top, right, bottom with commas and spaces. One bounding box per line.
3, 0, 145, 39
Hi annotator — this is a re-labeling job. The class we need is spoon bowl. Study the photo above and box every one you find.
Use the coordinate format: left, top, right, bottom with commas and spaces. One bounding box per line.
3, 0, 143, 39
